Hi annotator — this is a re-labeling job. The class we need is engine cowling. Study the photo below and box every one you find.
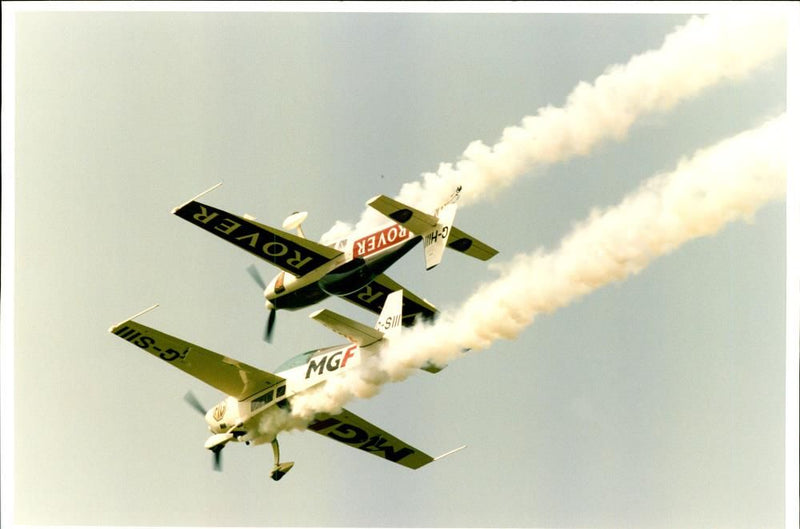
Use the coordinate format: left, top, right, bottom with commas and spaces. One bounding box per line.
204, 432, 234, 451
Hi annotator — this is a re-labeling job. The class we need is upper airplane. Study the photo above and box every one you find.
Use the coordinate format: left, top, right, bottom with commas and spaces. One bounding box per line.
172, 184, 498, 341
108, 290, 464, 481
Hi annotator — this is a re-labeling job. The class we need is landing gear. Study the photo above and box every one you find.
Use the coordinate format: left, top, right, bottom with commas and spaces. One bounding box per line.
269, 438, 294, 481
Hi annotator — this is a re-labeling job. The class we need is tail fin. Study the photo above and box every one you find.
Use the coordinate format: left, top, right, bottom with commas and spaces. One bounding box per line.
423, 202, 457, 270
375, 289, 404, 338
377, 290, 443, 374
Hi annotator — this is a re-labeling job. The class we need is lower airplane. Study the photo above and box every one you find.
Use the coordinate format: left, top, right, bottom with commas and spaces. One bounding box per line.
108, 290, 464, 481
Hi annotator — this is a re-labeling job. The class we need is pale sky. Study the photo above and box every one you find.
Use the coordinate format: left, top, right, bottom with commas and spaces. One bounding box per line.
2, 3, 797, 528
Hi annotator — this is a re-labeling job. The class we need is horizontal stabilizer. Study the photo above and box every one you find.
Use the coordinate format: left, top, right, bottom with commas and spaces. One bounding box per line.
367, 194, 439, 235
446, 226, 498, 261
310, 309, 384, 347
368, 194, 498, 262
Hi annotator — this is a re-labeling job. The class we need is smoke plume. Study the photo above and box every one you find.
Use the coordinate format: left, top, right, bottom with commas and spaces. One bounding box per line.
287, 113, 787, 423
320, 12, 786, 244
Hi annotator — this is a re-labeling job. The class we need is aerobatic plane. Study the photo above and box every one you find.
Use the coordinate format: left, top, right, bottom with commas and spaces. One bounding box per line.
172, 184, 497, 341
108, 291, 463, 481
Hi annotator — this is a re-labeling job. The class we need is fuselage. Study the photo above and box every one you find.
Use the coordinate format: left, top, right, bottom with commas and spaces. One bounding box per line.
203, 340, 373, 445
264, 221, 419, 311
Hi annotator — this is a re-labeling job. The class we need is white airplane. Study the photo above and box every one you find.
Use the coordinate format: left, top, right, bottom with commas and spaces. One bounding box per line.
171, 184, 497, 341
108, 290, 464, 481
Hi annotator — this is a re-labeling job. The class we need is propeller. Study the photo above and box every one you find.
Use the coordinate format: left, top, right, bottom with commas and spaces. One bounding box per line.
246, 263, 267, 290
183, 391, 224, 472
184, 390, 206, 416
265, 307, 277, 343
247, 264, 277, 343
211, 446, 223, 471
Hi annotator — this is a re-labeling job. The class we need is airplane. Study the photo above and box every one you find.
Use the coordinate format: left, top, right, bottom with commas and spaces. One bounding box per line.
171, 183, 497, 341
108, 290, 464, 481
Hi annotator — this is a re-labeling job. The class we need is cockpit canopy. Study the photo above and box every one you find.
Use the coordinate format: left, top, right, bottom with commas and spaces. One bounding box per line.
275, 344, 348, 373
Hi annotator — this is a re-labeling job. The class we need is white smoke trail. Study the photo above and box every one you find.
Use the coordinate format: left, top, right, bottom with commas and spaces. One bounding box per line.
320, 11, 786, 244
287, 113, 787, 423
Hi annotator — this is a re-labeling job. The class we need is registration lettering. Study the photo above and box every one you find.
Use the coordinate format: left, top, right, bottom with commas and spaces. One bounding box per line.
113, 325, 188, 362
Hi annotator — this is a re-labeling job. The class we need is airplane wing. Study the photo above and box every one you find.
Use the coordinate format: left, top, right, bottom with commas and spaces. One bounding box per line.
340, 273, 437, 327
446, 226, 499, 261
172, 200, 342, 277
109, 316, 283, 401
366, 194, 438, 235
308, 408, 434, 470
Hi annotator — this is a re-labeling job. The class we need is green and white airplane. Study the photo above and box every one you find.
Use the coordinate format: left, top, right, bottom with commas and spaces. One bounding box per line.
109, 290, 463, 481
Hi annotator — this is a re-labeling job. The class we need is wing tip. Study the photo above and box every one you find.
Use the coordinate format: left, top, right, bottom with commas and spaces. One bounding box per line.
109, 303, 159, 332
481, 248, 500, 260
171, 182, 223, 213
308, 308, 327, 320
365, 194, 384, 207
432, 445, 467, 462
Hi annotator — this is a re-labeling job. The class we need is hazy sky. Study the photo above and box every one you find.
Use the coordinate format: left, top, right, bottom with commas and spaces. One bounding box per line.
3, 3, 797, 528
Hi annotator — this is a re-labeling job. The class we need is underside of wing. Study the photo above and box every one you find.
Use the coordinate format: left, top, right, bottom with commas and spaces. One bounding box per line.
340, 273, 437, 327
308, 408, 434, 470
172, 200, 342, 277
447, 226, 499, 261
109, 318, 283, 400
366, 194, 439, 235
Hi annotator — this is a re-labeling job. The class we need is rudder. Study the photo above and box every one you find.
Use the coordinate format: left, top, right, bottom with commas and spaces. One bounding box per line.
423, 202, 457, 270
375, 290, 404, 338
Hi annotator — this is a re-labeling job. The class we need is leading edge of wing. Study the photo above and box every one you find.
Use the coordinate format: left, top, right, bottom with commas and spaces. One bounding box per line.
109, 308, 284, 400
172, 199, 342, 278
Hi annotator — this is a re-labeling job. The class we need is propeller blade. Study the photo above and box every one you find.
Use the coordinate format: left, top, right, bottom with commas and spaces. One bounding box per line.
248, 264, 277, 344
265, 308, 277, 343
213, 447, 223, 472
183, 391, 206, 416
246, 264, 267, 291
